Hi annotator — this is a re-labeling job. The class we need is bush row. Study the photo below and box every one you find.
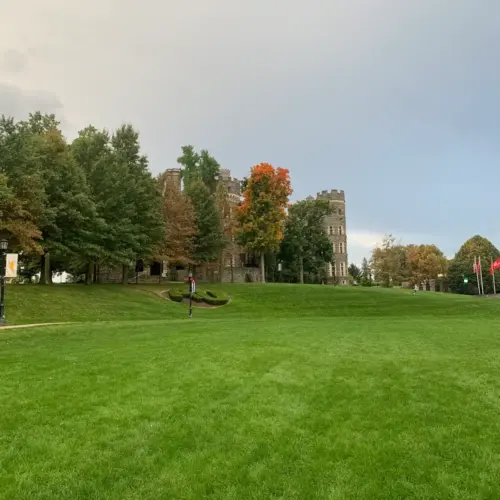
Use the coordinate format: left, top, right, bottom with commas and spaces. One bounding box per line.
168, 288, 230, 306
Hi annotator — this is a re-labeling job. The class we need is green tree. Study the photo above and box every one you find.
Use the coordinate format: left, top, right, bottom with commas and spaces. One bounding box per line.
177, 145, 221, 193
361, 257, 372, 283
23, 113, 97, 284
448, 235, 500, 295
111, 124, 163, 281
185, 179, 223, 268
279, 198, 333, 283
348, 263, 362, 282
71, 124, 162, 283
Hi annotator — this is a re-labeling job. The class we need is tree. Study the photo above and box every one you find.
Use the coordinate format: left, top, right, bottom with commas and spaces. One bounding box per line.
0, 116, 45, 252
370, 234, 409, 286
185, 179, 223, 268
71, 124, 163, 284
236, 163, 292, 282
348, 263, 362, 282
155, 174, 196, 266
177, 145, 221, 193
406, 244, 447, 286
110, 124, 163, 281
279, 198, 333, 283
216, 181, 239, 282
361, 257, 372, 283
23, 113, 97, 284
448, 235, 500, 295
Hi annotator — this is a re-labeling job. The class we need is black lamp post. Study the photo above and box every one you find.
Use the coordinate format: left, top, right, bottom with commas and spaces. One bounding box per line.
0, 238, 8, 326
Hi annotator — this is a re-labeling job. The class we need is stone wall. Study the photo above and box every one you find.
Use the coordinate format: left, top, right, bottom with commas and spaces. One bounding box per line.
221, 266, 261, 283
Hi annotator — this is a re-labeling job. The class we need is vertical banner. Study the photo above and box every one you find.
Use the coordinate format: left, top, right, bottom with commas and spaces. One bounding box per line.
5, 254, 18, 278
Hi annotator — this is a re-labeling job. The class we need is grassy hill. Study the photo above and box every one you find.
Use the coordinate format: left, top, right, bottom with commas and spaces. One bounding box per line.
5, 282, 500, 325
2, 284, 500, 499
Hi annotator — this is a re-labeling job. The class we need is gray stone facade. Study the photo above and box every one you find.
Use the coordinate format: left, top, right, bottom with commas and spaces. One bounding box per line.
309, 189, 348, 284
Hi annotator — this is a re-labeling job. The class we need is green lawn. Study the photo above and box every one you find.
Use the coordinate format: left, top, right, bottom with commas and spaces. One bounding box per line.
1, 284, 500, 499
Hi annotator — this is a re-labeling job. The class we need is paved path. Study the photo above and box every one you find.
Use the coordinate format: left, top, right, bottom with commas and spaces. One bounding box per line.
0, 322, 70, 330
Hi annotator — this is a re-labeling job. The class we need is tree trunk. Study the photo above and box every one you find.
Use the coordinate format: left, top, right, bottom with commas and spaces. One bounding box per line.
260, 253, 265, 283
85, 263, 93, 285
122, 264, 129, 285
299, 256, 304, 284
230, 254, 234, 283
39, 253, 51, 284
219, 252, 224, 283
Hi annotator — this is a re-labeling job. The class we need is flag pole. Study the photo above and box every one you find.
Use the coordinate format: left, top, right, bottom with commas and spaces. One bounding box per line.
492, 257, 497, 296
479, 256, 485, 296
474, 256, 479, 295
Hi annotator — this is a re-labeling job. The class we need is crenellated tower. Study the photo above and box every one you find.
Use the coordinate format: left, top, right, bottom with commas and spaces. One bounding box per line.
314, 189, 348, 284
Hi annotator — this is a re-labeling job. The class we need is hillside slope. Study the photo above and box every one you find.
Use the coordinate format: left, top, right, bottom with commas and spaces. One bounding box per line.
4, 283, 500, 325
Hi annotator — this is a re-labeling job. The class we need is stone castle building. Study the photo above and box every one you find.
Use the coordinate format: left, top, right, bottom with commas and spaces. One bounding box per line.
308, 189, 348, 284
99, 166, 348, 284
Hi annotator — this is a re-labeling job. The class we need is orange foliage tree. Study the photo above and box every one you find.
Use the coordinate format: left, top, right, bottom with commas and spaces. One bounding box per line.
155, 176, 196, 268
236, 163, 292, 282
407, 243, 448, 285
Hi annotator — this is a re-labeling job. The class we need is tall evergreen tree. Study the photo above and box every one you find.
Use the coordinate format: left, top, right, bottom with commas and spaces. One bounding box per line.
279, 198, 333, 283
185, 179, 223, 267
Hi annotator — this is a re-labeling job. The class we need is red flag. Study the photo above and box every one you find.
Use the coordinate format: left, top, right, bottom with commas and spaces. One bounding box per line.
473, 258, 481, 273
490, 257, 500, 275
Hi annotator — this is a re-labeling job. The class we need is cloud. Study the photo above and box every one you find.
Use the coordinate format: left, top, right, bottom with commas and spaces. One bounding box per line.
1, 49, 28, 73
0, 83, 63, 120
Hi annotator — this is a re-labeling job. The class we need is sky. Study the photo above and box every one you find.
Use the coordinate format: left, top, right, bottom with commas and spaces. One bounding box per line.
1, 0, 499, 265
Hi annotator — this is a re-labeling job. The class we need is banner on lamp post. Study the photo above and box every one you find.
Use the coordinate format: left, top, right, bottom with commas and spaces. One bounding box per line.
5, 254, 18, 278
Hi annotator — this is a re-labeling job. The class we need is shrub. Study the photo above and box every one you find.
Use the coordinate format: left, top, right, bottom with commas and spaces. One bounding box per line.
204, 289, 230, 306
169, 289, 184, 302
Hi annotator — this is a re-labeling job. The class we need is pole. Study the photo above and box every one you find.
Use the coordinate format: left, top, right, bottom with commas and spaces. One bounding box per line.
479, 256, 485, 296
188, 273, 193, 319
492, 257, 497, 296
474, 256, 480, 295
0, 250, 6, 326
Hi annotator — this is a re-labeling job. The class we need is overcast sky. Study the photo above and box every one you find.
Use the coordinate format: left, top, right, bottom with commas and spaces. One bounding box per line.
1, 0, 499, 265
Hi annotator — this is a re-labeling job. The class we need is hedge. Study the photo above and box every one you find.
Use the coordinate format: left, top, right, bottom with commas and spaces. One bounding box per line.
169, 288, 230, 306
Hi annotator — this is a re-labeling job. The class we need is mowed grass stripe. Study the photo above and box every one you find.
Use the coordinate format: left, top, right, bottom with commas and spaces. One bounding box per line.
1, 286, 500, 498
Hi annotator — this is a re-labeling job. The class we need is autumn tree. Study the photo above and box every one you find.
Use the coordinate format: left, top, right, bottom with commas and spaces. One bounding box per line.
155, 174, 196, 267
406, 244, 447, 286
448, 235, 500, 295
279, 198, 333, 283
236, 163, 292, 282
0, 116, 45, 252
370, 234, 409, 286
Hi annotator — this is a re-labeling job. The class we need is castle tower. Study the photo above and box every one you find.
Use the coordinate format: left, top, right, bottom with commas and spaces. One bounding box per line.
160, 168, 182, 193
316, 189, 348, 284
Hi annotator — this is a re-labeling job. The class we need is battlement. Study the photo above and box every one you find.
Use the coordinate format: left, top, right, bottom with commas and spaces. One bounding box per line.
316, 189, 345, 201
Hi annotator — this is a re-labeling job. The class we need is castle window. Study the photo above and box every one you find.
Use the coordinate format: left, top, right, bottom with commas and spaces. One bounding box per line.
339, 242, 345, 254
340, 262, 346, 276
339, 225, 344, 235
328, 226, 333, 235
